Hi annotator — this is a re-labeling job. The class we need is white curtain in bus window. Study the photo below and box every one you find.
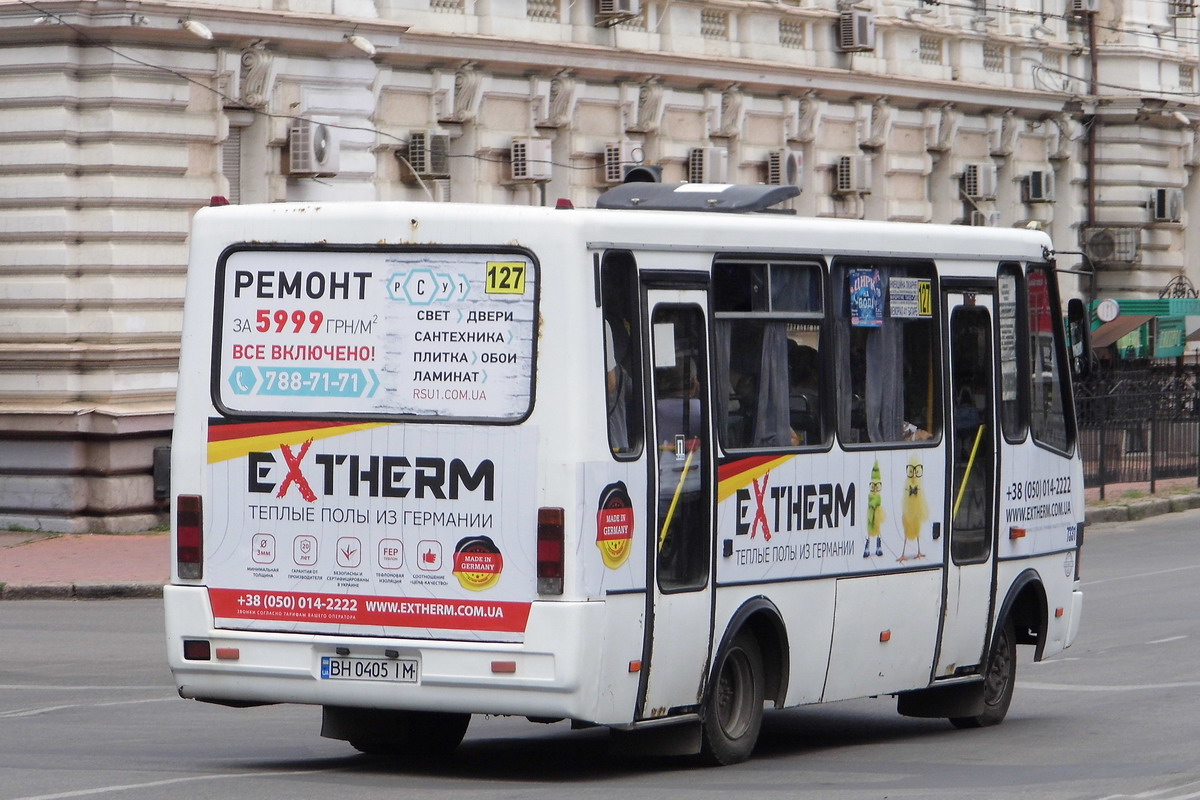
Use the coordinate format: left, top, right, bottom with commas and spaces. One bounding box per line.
1027, 265, 1070, 451
712, 261, 823, 449
835, 262, 937, 445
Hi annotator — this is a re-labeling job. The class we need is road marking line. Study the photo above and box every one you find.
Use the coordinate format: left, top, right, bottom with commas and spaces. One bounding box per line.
0, 690, 166, 695
0, 697, 173, 719
1146, 635, 1187, 645
1094, 778, 1200, 799
10, 769, 343, 800
1085, 563, 1200, 587
1024, 680, 1200, 692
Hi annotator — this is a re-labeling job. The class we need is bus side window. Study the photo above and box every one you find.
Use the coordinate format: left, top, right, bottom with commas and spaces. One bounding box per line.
601, 253, 644, 457
997, 265, 1026, 442
713, 260, 825, 450
834, 261, 939, 445
1026, 264, 1072, 452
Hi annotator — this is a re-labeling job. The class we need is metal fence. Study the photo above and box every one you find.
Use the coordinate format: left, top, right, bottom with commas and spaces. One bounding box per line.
1075, 375, 1200, 499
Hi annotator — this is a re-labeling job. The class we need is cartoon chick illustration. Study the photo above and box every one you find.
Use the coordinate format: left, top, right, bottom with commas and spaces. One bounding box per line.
899, 456, 928, 562
863, 460, 884, 558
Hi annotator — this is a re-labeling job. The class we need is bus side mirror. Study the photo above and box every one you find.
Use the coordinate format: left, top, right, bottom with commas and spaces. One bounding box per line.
1066, 298, 1092, 380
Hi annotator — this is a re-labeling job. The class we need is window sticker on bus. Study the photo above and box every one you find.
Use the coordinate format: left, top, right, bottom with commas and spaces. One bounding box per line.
215, 249, 536, 420
888, 277, 932, 319
848, 268, 883, 327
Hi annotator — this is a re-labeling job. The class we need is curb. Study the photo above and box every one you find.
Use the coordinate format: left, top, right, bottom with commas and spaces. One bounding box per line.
1083, 492, 1200, 526
0, 582, 163, 601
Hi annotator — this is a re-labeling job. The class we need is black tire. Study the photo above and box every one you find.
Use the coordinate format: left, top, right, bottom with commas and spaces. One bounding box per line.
350, 710, 471, 759
349, 739, 400, 756
950, 618, 1017, 729
700, 631, 765, 766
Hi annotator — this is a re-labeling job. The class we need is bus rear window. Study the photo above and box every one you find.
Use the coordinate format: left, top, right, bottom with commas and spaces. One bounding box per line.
213, 247, 537, 421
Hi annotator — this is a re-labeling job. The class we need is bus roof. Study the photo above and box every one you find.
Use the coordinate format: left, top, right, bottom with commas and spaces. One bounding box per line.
193, 194, 1055, 265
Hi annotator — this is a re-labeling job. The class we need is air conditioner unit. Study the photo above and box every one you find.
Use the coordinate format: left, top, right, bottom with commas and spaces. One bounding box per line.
970, 210, 1001, 227
962, 162, 998, 200
1083, 226, 1141, 263
595, 0, 640, 24
1151, 187, 1183, 223
1022, 170, 1055, 203
1070, 0, 1099, 15
833, 154, 871, 195
1170, 0, 1195, 17
688, 147, 729, 184
767, 149, 804, 188
837, 11, 876, 52
288, 118, 340, 177
407, 130, 450, 178
511, 137, 553, 181
430, 179, 452, 203
604, 141, 644, 184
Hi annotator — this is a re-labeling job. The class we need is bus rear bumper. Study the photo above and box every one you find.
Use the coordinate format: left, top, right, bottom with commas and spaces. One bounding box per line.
164, 585, 622, 723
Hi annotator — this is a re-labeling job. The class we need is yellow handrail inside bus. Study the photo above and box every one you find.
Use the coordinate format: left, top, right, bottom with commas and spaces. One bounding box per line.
953, 423, 987, 519
659, 445, 696, 551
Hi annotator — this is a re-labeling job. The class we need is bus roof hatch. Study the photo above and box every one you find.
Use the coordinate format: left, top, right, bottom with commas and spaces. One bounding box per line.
596, 183, 800, 213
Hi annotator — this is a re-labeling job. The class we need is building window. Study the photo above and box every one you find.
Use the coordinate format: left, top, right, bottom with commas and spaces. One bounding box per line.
1181, 65, 1195, 91
919, 36, 943, 65
779, 18, 805, 48
431, 0, 464, 10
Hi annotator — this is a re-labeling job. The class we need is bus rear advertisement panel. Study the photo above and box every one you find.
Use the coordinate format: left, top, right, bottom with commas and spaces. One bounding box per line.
205, 421, 540, 641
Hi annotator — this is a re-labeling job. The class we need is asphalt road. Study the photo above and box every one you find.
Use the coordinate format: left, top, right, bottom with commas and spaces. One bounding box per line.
1, 510, 1199, 800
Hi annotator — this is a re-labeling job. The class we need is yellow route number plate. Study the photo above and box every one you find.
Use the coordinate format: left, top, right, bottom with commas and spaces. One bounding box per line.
485, 261, 527, 295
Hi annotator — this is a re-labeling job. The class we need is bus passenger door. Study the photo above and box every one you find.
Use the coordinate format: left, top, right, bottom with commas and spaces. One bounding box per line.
639, 291, 715, 719
935, 290, 998, 678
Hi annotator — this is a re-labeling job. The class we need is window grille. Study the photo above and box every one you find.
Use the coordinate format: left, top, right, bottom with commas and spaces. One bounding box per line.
779, 18, 805, 48
983, 43, 1005, 73
919, 36, 942, 65
701, 9, 728, 39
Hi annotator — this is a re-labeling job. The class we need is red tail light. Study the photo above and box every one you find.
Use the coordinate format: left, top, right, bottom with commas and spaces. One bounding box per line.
177, 494, 203, 580
537, 507, 564, 595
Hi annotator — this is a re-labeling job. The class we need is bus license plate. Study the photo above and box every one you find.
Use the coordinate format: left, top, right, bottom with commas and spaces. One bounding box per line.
320, 656, 418, 683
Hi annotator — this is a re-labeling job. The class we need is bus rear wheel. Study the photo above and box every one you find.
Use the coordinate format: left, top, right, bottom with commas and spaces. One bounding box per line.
700, 630, 765, 766
348, 710, 471, 759
950, 618, 1016, 729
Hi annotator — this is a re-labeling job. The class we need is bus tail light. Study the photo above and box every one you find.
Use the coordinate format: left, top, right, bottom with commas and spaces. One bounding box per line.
177, 494, 203, 580
537, 507, 564, 595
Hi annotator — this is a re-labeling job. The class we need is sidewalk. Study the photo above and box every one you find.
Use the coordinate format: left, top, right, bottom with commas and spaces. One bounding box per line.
0, 530, 166, 600
2, 484, 1199, 599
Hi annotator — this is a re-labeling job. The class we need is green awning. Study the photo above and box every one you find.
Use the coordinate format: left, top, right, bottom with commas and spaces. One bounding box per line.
1091, 315, 1153, 348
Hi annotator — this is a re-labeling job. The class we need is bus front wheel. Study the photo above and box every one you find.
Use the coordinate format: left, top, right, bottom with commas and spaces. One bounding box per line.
951, 618, 1016, 729
700, 630, 765, 765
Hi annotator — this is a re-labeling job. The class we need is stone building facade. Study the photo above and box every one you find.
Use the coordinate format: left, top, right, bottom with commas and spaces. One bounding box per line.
0, 0, 1196, 530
